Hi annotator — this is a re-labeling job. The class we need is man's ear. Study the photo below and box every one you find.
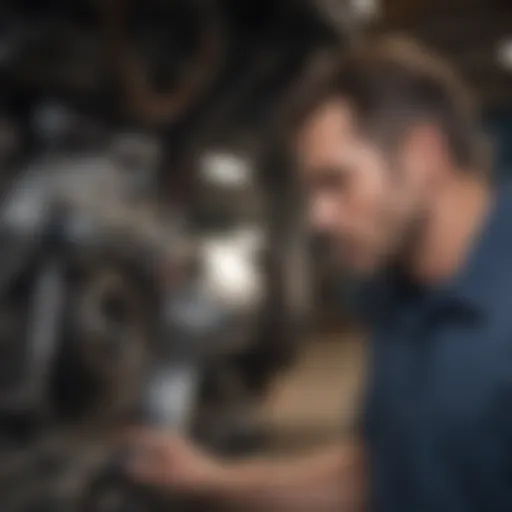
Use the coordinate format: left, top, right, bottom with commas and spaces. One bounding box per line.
400, 122, 448, 186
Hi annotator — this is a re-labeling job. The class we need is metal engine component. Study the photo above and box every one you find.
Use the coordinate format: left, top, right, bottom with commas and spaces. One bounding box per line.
0, 140, 250, 510
199, 229, 265, 311
0, 0, 339, 507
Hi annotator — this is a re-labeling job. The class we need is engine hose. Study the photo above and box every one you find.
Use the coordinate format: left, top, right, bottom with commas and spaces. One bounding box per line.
101, 0, 226, 125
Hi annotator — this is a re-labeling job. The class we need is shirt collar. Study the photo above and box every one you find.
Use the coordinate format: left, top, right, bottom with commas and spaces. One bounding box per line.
363, 182, 512, 324
444, 181, 512, 316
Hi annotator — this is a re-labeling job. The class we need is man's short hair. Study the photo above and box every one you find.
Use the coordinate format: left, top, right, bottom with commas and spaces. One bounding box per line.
288, 36, 489, 171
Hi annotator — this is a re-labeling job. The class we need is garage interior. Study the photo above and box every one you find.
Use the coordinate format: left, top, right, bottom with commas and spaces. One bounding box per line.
0, 0, 510, 510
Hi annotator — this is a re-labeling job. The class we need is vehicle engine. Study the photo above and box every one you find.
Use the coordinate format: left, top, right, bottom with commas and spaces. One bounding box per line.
0, 128, 262, 511
0, 0, 347, 509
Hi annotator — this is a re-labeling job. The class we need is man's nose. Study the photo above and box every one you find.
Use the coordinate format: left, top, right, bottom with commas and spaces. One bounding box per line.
309, 197, 339, 233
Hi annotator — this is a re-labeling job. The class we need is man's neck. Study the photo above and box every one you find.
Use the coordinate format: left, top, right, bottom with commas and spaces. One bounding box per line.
408, 174, 493, 286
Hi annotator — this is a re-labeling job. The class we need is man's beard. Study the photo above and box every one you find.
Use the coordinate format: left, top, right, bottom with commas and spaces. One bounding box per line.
382, 207, 429, 278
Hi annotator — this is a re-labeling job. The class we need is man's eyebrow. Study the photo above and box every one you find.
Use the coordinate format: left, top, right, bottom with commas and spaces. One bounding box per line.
307, 165, 347, 178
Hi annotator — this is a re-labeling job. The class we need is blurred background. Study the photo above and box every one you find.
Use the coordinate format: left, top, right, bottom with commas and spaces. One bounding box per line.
0, 0, 510, 510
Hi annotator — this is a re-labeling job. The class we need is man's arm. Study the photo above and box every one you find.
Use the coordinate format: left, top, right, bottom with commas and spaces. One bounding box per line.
127, 431, 366, 512
210, 442, 366, 512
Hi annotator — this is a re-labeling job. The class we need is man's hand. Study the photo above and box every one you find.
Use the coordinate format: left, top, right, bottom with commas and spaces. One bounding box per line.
125, 429, 364, 511
125, 429, 225, 495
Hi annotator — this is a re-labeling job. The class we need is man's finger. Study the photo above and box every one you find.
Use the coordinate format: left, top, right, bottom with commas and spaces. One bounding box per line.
122, 427, 177, 449
126, 455, 165, 485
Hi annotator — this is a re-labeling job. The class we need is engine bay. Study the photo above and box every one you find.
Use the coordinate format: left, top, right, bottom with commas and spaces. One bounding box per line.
0, 1, 340, 510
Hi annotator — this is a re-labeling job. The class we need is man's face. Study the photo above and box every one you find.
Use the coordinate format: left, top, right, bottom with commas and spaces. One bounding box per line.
297, 99, 435, 276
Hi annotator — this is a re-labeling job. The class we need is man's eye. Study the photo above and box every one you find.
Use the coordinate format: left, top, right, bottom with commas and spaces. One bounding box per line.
315, 171, 348, 191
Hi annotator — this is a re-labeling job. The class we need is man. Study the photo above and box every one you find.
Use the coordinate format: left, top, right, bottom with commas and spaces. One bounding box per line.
126, 37, 512, 511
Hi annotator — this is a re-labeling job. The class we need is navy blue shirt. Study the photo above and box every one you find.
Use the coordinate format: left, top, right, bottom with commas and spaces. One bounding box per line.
364, 184, 512, 512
